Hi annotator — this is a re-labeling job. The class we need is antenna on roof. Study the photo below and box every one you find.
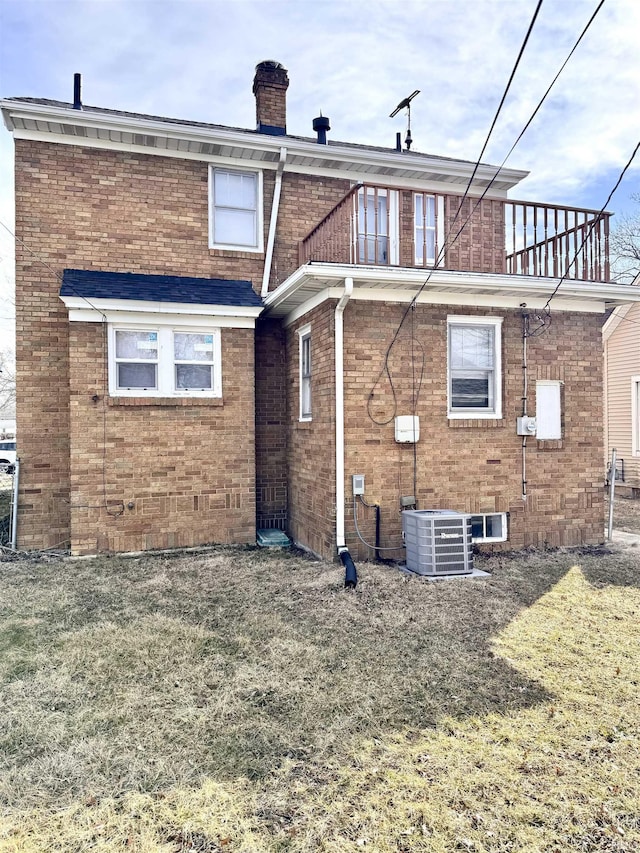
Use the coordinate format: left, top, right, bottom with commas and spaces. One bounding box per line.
390, 89, 419, 150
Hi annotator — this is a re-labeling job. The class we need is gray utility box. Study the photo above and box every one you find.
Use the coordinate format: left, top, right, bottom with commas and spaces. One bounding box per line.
402, 509, 473, 576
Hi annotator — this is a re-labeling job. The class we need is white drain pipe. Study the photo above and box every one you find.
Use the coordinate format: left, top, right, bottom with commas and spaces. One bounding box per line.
335, 277, 353, 552
261, 147, 287, 298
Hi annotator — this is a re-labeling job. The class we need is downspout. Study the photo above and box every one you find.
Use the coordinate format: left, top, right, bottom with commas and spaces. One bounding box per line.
261, 147, 287, 298
335, 277, 357, 587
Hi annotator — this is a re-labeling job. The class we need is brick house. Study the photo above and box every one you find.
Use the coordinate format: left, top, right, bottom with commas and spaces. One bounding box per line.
3, 61, 639, 559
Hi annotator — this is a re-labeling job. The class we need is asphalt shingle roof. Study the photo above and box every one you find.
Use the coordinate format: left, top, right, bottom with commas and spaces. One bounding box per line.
60, 269, 263, 307
6, 97, 480, 167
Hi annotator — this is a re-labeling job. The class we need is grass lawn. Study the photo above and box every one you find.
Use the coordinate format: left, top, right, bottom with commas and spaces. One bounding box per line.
0, 544, 638, 852
608, 493, 640, 535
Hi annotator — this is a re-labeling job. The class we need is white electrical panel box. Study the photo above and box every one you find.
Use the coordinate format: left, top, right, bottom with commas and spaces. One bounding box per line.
536, 381, 562, 440
395, 415, 420, 443
352, 474, 365, 496
516, 416, 537, 436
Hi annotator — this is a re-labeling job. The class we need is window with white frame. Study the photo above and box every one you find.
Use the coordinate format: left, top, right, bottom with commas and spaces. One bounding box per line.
633, 376, 640, 457
299, 325, 312, 421
447, 316, 502, 418
470, 512, 508, 543
414, 193, 444, 266
109, 326, 222, 397
209, 167, 262, 251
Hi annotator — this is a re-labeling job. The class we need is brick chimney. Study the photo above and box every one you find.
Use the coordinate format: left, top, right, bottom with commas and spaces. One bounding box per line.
253, 60, 289, 136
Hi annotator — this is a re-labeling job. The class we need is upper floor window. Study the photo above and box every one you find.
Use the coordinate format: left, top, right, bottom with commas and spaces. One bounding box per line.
109, 325, 222, 398
414, 193, 445, 267
209, 167, 263, 252
299, 324, 312, 421
354, 187, 399, 265
447, 316, 502, 419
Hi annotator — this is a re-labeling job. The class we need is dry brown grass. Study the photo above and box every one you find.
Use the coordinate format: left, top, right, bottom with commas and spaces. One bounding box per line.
0, 544, 638, 851
608, 493, 640, 535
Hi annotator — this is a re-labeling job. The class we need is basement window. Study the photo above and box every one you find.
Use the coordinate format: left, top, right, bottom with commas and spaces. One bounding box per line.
470, 512, 508, 543
109, 325, 221, 398
447, 316, 503, 419
209, 167, 263, 252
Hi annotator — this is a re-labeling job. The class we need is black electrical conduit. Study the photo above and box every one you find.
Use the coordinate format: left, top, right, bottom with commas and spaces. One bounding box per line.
353, 496, 406, 558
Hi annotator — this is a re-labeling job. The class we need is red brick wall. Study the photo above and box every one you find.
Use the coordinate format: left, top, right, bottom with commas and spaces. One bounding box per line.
286, 300, 604, 561
442, 196, 506, 274
66, 323, 256, 555
13, 140, 271, 552
285, 303, 338, 557
255, 318, 288, 530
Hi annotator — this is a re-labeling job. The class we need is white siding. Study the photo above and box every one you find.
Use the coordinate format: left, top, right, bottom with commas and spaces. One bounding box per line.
604, 303, 640, 487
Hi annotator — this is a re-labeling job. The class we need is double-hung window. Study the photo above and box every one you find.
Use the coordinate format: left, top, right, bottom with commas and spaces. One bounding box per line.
447, 316, 502, 418
299, 325, 312, 421
414, 193, 444, 266
109, 326, 221, 398
209, 167, 262, 251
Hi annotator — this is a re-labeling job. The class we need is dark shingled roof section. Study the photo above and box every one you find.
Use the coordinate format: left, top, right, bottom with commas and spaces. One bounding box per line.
61, 269, 263, 308
6, 97, 480, 167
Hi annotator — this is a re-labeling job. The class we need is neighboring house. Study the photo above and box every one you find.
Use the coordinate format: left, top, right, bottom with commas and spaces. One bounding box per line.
603, 273, 640, 496
2, 61, 640, 559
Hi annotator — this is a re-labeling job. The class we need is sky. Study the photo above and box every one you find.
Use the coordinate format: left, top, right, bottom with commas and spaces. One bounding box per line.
0, 0, 639, 347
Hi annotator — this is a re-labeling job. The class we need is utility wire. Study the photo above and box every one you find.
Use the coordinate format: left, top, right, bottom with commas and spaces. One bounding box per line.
368, 0, 547, 423
448, 0, 607, 253
449, 0, 544, 233
543, 138, 640, 313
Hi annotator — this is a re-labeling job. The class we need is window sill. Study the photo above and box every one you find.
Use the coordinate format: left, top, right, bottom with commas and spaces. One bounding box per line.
448, 418, 504, 429
537, 439, 564, 450
108, 396, 224, 407
296, 420, 313, 429
209, 247, 265, 258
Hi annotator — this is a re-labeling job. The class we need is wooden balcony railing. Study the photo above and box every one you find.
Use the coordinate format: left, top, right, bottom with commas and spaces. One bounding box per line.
505, 200, 610, 282
299, 184, 611, 282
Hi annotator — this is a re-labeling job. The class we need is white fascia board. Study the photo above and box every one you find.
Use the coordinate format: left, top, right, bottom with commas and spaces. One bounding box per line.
266, 263, 640, 317
1, 99, 527, 190
60, 295, 262, 325
281, 286, 602, 325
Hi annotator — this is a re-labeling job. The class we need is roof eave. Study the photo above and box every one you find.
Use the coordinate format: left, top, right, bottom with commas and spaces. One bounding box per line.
264, 263, 640, 318
0, 98, 529, 191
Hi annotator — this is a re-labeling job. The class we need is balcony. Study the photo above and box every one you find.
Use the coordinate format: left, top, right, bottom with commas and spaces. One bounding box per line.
299, 183, 611, 283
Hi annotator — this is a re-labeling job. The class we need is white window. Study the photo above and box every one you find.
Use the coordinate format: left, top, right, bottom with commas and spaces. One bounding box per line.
354, 187, 399, 265
633, 376, 640, 457
299, 324, 311, 421
447, 316, 502, 419
414, 193, 445, 266
209, 167, 263, 251
470, 512, 508, 543
109, 325, 221, 397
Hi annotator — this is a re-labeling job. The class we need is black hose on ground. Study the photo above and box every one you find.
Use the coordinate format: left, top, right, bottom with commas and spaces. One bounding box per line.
339, 549, 358, 589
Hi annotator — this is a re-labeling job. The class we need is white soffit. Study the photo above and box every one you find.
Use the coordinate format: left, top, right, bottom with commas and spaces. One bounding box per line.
265, 264, 640, 323
1, 99, 526, 193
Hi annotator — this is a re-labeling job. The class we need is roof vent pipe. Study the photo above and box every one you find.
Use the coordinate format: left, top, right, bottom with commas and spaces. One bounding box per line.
312, 113, 330, 144
73, 73, 82, 110
395, 132, 402, 152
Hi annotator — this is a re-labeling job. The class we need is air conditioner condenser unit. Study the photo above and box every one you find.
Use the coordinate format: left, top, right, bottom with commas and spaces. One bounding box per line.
402, 509, 473, 576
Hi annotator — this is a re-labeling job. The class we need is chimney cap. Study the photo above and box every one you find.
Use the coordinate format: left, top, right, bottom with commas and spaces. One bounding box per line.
255, 59, 287, 73
253, 60, 289, 94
